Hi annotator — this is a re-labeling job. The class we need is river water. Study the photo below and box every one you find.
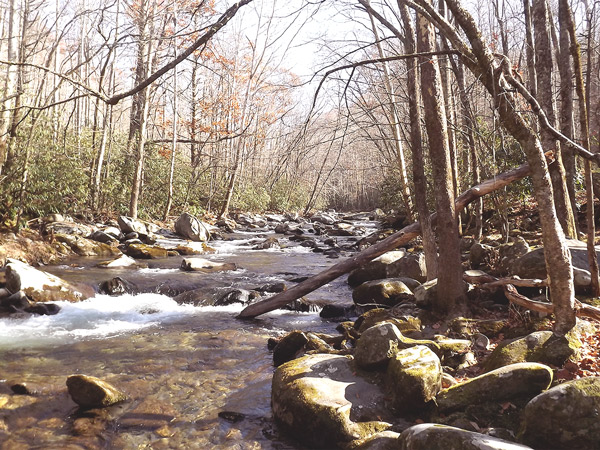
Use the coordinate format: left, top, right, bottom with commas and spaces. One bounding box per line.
0, 225, 376, 449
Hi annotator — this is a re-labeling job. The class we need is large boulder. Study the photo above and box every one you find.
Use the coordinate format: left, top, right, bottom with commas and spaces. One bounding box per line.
483, 330, 581, 371
67, 375, 127, 409
436, 363, 553, 414
174, 213, 211, 242
519, 376, 600, 449
310, 211, 338, 225
272, 353, 392, 448
352, 279, 414, 307
44, 220, 93, 236
117, 216, 147, 235
5, 259, 93, 302
399, 424, 533, 450
386, 345, 442, 412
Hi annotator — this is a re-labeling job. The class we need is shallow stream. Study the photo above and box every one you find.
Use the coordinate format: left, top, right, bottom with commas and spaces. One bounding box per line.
0, 226, 374, 449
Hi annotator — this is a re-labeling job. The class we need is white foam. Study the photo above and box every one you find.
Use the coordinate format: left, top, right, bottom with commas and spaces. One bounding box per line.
0, 293, 202, 350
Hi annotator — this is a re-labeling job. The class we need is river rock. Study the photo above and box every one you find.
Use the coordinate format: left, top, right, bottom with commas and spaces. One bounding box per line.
484, 330, 581, 372
0, 290, 33, 312
253, 237, 281, 249
353, 307, 421, 334
386, 345, 442, 412
98, 277, 139, 295
436, 362, 553, 413
174, 242, 215, 255
44, 220, 93, 236
511, 239, 600, 291
24, 302, 61, 315
348, 251, 406, 287
88, 230, 119, 245
124, 243, 168, 259
414, 279, 437, 308
96, 255, 142, 269
354, 322, 440, 369
174, 213, 211, 242
310, 211, 338, 225
54, 234, 121, 257
352, 279, 414, 307
117, 216, 147, 235
519, 376, 600, 449
180, 257, 236, 272
348, 431, 401, 450
5, 259, 92, 302
398, 424, 533, 450
273, 330, 310, 366
66, 375, 127, 409
272, 353, 392, 448
173, 287, 257, 306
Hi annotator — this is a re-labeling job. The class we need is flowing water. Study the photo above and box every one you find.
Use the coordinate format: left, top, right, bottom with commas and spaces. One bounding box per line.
0, 226, 376, 449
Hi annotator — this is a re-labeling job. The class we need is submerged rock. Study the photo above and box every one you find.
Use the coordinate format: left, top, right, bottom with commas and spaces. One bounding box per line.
398, 423, 532, 450
98, 277, 139, 295
386, 345, 442, 413
174, 213, 211, 242
436, 363, 553, 414
484, 330, 581, 371
180, 257, 237, 272
272, 353, 392, 448
66, 375, 127, 409
519, 376, 600, 449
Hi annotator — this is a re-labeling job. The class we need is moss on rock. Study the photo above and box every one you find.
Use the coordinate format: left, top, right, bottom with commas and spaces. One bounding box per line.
520, 376, 600, 449
436, 363, 553, 414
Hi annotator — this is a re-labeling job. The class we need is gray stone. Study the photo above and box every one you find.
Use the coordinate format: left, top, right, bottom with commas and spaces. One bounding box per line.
520, 376, 600, 449
469, 243, 495, 269
414, 279, 438, 308
399, 424, 532, 450
180, 257, 236, 272
174, 213, 211, 242
118, 216, 147, 235
386, 345, 442, 412
348, 250, 407, 287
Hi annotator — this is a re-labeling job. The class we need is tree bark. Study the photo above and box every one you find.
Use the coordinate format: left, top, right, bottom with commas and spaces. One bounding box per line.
416, 2, 466, 314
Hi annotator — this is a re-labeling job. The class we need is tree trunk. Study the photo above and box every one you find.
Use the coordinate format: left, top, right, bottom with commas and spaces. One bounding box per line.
416, 3, 466, 314
532, 0, 577, 238
399, 4, 438, 280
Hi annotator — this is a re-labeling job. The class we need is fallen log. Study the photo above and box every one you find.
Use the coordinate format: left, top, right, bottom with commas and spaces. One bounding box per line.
467, 272, 600, 322
238, 163, 531, 319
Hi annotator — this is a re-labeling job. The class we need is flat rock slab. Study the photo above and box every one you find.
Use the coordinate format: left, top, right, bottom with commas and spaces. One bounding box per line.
399, 424, 533, 450
272, 353, 392, 448
180, 257, 236, 273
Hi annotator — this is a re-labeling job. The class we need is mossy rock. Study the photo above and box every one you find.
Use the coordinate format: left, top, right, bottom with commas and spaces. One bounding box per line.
353, 308, 421, 334
347, 430, 401, 450
398, 424, 533, 450
354, 322, 440, 369
520, 376, 600, 449
386, 345, 442, 413
483, 330, 581, 372
436, 363, 553, 414
352, 279, 414, 307
273, 331, 309, 367
272, 354, 392, 448
125, 243, 169, 259
448, 317, 508, 338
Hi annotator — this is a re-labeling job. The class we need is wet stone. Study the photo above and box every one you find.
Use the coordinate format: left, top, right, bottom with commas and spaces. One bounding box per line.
66, 375, 127, 409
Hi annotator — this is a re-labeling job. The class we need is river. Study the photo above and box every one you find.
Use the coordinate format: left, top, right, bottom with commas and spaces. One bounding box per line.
0, 223, 377, 448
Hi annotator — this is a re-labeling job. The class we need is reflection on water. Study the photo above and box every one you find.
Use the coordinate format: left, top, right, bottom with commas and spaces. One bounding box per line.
0, 228, 366, 448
